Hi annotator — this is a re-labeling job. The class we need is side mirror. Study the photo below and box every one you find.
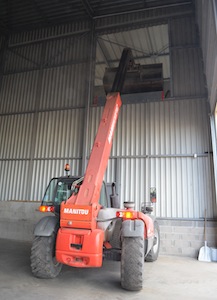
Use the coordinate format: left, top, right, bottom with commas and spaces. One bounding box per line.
150, 187, 156, 203
141, 187, 157, 214
110, 182, 120, 208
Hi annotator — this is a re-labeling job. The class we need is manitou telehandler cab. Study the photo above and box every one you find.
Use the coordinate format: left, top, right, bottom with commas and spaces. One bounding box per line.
31, 48, 161, 291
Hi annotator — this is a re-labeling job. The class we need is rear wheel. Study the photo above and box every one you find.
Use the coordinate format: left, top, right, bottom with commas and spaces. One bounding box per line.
31, 231, 62, 278
121, 236, 144, 291
110, 219, 122, 249
145, 221, 160, 262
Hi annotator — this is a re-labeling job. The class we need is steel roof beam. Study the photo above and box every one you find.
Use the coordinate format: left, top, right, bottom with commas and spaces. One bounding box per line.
31, 0, 51, 25
95, 52, 169, 67
80, 0, 94, 19
93, 1, 192, 19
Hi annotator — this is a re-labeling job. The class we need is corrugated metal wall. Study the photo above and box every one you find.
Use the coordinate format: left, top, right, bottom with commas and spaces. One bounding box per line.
196, 0, 217, 112
95, 2, 193, 34
89, 99, 216, 218
0, 72, 39, 113
0, 13, 215, 219
8, 21, 90, 46
169, 16, 206, 98
195, 0, 217, 208
0, 113, 33, 158
0, 108, 84, 200
3, 33, 91, 112
0, 21, 91, 201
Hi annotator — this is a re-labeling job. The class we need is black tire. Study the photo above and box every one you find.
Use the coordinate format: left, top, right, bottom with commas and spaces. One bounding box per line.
121, 236, 144, 291
145, 221, 160, 262
31, 231, 62, 279
110, 219, 122, 249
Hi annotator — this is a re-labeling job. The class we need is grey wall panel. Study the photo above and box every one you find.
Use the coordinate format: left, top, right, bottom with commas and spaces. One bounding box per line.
39, 64, 88, 110
0, 109, 84, 201
3, 34, 90, 111
0, 58, 88, 113
9, 20, 90, 46
0, 36, 3, 49
33, 109, 84, 159
196, 0, 217, 112
103, 156, 215, 219
169, 16, 206, 98
5, 44, 43, 73
0, 12, 215, 223
90, 99, 210, 157
44, 34, 89, 67
103, 158, 116, 184
95, 3, 193, 34
170, 16, 198, 47
89, 98, 214, 218
0, 160, 30, 201
0, 24, 91, 203
30, 159, 81, 201
0, 71, 39, 113
116, 157, 216, 218
1, 35, 91, 112
6, 32, 90, 74
0, 114, 34, 159
103, 155, 216, 218
171, 47, 206, 97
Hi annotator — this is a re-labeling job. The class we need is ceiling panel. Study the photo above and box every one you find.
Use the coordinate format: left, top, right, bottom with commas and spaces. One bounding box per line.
0, 0, 192, 33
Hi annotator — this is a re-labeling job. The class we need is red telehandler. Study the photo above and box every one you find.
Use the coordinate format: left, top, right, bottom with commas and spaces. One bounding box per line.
31, 48, 161, 291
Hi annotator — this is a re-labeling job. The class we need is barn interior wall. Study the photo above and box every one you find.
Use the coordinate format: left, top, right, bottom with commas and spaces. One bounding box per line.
195, 1, 217, 211
0, 9, 217, 255
0, 13, 214, 214
196, 0, 217, 113
169, 16, 206, 98
92, 98, 216, 219
0, 22, 93, 202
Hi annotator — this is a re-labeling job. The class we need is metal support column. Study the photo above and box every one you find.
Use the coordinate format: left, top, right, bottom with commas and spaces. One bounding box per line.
168, 19, 173, 98
0, 35, 8, 93
210, 114, 217, 205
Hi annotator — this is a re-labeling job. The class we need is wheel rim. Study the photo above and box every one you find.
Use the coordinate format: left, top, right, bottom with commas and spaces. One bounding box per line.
152, 227, 159, 253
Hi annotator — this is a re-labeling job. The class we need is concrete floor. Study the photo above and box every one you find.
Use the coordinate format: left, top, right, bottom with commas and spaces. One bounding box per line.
0, 238, 217, 300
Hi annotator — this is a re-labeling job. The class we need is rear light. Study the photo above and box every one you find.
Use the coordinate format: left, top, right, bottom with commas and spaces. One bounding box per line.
116, 211, 136, 219
39, 205, 55, 213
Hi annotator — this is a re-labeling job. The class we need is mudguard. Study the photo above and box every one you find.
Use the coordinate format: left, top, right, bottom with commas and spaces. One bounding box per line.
121, 219, 144, 238
121, 219, 155, 256
34, 216, 59, 237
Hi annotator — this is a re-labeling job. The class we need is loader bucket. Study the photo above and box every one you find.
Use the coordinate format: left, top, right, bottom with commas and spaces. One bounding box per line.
103, 63, 163, 95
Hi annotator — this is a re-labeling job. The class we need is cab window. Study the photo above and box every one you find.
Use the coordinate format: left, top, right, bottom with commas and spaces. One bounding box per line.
99, 182, 108, 207
54, 181, 73, 205
42, 178, 58, 205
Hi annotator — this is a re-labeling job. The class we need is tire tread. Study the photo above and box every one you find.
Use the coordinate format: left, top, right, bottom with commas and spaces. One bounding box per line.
121, 237, 144, 291
31, 232, 62, 279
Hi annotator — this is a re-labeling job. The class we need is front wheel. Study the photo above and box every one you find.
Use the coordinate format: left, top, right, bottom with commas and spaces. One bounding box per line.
121, 236, 144, 291
145, 221, 160, 262
31, 231, 62, 278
